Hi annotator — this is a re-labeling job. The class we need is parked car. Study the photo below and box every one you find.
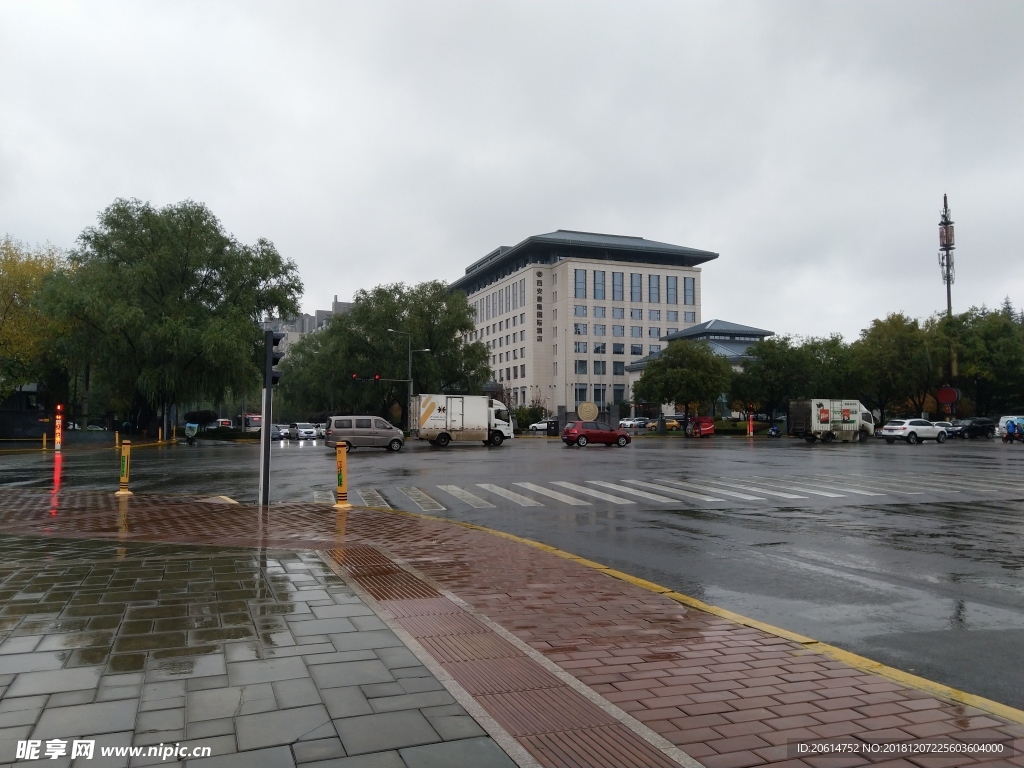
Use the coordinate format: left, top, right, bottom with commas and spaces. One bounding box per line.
647, 418, 681, 431
325, 416, 405, 451
288, 422, 317, 440
618, 417, 646, 428
270, 424, 285, 440
527, 420, 550, 432
562, 421, 631, 447
314, 423, 326, 438
878, 418, 947, 444
949, 417, 996, 439
996, 416, 1024, 438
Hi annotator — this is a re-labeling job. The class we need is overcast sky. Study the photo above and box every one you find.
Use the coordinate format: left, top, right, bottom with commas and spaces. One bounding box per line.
2, 1, 1021, 340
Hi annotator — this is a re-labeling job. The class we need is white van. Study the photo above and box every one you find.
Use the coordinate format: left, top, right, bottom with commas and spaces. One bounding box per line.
325, 416, 404, 452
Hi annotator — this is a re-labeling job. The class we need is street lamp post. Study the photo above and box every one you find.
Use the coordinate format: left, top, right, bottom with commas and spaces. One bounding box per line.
387, 329, 429, 431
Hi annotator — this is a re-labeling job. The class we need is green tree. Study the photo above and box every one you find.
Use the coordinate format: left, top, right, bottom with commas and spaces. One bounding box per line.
278, 281, 489, 427
44, 199, 301, 429
938, 303, 1024, 415
730, 336, 810, 424
850, 313, 937, 421
0, 237, 66, 402
633, 340, 732, 421
801, 334, 855, 398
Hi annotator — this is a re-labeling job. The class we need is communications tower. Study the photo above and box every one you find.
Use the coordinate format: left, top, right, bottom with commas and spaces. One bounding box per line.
938, 194, 955, 318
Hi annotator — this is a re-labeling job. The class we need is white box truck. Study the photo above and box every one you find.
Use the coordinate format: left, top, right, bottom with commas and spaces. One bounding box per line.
410, 394, 514, 447
788, 399, 875, 443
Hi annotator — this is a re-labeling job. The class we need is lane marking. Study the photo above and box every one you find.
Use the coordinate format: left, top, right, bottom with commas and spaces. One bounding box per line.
620, 479, 725, 503
398, 486, 446, 512
854, 474, 962, 494
747, 476, 845, 498
368, 506, 1024, 725
437, 485, 495, 509
312, 490, 336, 504
659, 479, 763, 501
514, 482, 590, 506
477, 484, 544, 507
356, 487, 391, 508
551, 481, 635, 504
699, 479, 807, 500
587, 481, 681, 503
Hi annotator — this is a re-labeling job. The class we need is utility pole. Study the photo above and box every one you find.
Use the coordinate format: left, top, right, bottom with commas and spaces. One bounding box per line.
938, 193, 955, 318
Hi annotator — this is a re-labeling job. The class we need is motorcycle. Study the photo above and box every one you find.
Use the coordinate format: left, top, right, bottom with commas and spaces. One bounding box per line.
184, 423, 199, 446
766, 424, 782, 438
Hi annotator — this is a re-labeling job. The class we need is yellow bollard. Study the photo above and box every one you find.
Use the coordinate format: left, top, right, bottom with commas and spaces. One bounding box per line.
115, 440, 133, 497
158, 427, 163, 443
42, 433, 47, 450
115, 431, 120, 448
172, 425, 176, 441
333, 444, 351, 509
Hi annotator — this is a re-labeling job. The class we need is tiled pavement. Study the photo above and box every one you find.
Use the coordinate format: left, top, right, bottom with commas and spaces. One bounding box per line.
0, 490, 1022, 768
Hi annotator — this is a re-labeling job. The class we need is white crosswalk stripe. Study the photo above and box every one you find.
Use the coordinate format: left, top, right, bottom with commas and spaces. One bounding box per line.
852, 474, 961, 494
795, 475, 887, 496
477, 484, 544, 507
655, 479, 755, 501
356, 487, 390, 508
748, 476, 845, 498
398, 486, 445, 512
311, 490, 336, 504
589, 481, 684, 505
614, 481, 729, 505
514, 482, 591, 505
552, 481, 635, 504
699, 479, 807, 500
436, 485, 495, 509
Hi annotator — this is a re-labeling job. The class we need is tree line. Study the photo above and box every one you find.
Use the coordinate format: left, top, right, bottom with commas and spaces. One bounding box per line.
635, 305, 1024, 423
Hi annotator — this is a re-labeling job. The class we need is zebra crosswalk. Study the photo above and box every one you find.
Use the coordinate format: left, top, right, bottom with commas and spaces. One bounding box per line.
334, 471, 1017, 513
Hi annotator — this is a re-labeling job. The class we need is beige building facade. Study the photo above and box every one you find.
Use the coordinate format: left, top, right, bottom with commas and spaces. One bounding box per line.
452, 231, 717, 417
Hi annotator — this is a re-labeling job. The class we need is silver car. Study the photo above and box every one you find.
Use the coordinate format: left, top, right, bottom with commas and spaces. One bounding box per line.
325, 416, 404, 452
288, 422, 317, 440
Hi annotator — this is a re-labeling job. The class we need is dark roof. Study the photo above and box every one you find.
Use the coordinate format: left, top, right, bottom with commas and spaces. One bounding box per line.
661, 319, 773, 341
451, 230, 718, 293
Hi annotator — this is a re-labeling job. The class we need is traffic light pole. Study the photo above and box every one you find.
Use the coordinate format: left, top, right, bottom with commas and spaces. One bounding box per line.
258, 330, 285, 507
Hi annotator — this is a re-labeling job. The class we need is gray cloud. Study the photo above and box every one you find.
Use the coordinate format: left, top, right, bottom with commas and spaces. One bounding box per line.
2, 0, 1020, 339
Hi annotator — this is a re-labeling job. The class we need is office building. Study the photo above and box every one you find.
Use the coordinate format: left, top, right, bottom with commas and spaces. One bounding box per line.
451, 230, 717, 416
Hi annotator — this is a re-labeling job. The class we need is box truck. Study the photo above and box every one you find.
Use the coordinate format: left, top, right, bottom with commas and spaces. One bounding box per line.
410, 395, 514, 447
788, 399, 875, 443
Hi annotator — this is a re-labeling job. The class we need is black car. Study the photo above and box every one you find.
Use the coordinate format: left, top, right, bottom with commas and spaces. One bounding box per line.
949, 417, 995, 439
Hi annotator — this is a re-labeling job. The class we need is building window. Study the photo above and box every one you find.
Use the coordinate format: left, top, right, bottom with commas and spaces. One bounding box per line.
614, 384, 625, 403
486, 294, 490, 320
648, 327, 661, 337
667, 328, 678, 335
593, 384, 607, 408
631, 343, 643, 356
613, 343, 624, 354
520, 278, 526, 307
612, 272, 624, 301
594, 270, 605, 300
648, 310, 660, 321
612, 325, 624, 337
574, 323, 587, 335
512, 284, 517, 310
553, 361, 558, 376
593, 324, 606, 336
574, 305, 587, 317
667, 310, 678, 322
575, 384, 588, 408
666, 276, 678, 304
613, 361, 625, 376
630, 273, 642, 302
630, 308, 642, 319
552, 308, 557, 320
553, 344, 557, 354
648, 274, 660, 303
520, 364, 525, 377
630, 326, 642, 337
574, 341, 588, 353
649, 344, 662, 354
513, 366, 518, 379
593, 306, 606, 318
574, 269, 587, 299
594, 361, 607, 375
684, 311, 696, 322
575, 360, 588, 375
684, 277, 695, 305
611, 306, 624, 319
593, 342, 606, 354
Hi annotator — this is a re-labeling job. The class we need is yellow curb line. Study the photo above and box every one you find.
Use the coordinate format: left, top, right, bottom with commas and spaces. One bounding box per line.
359, 504, 1024, 725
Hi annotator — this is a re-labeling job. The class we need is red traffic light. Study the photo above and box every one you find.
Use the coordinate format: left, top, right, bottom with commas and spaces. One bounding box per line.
56, 403, 63, 412
351, 373, 358, 380
374, 374, 381, 381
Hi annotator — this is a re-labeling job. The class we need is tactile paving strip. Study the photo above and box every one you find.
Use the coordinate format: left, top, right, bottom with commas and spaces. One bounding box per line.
443, 657, 563, 695
417, 632, 523, 663
520, 724, 682, 768
475, 686, 618, 736
395, 612, 490, 637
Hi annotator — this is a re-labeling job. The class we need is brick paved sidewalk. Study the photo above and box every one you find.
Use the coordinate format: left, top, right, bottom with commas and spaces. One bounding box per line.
0, 490, 1021, 768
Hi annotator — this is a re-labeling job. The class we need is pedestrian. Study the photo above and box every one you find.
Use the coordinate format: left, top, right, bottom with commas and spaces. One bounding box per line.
1006, 418, 1017, 444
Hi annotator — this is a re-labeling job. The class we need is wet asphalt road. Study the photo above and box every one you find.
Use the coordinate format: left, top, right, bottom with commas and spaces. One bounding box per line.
3, 433, 1023, 709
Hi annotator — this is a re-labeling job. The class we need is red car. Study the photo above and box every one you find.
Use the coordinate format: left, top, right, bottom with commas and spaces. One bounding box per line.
562, 421, 631, 447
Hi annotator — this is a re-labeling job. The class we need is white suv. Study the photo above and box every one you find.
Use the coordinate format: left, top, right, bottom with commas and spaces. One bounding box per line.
878, 419, 947, 445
